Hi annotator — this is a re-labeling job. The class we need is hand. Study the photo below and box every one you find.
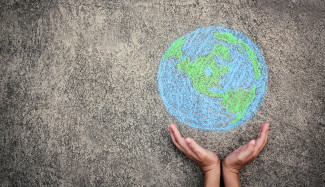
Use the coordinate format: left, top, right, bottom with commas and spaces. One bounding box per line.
168, 123, 220, 173
222, 123, 270, 174
168, 123, 221, 187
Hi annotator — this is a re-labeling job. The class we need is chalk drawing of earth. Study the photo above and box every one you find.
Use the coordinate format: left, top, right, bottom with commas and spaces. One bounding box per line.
157, 26, 268, 130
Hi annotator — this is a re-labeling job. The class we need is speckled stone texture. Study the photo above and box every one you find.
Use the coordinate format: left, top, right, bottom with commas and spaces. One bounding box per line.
1, 0, 324, 186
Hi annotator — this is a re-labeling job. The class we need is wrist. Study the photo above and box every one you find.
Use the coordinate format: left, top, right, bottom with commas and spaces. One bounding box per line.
204, 167, 220, 175
202, 160, 221, 174
204, 166, 221, 187
222, 162, 240, 187
222, 161, 240, 174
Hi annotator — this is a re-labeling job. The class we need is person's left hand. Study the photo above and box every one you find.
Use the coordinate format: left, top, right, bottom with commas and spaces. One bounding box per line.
222, 123, 269, 175
168, 123, 220, 173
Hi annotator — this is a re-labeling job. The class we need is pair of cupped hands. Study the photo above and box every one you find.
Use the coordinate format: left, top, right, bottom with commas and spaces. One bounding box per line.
168, 123, 269, 186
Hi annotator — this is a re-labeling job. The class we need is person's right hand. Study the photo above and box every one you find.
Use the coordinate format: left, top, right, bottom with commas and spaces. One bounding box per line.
168, 123, 220, 173
222, 123, 269, 174
168, 123, 221, 187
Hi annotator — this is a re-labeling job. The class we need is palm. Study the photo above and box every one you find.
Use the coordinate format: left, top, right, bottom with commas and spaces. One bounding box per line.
223, 123, 269, 174
168, 123, 220, 172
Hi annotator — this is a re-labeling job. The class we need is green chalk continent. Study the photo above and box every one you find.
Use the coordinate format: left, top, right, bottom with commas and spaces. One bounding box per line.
237, 46, 244, 53
163, 36, 186, 60
175, 36, 257, 124
213, 43, 233, 62
177, 55, 230, 97
214, 32, 262, 79
177, 43, 233, 97
222, 87, 256, 124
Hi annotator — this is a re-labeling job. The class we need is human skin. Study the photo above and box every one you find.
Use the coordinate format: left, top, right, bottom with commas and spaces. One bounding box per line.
168, 123, 221, 187
168, 123, 269, 187
222, 123, 269, 187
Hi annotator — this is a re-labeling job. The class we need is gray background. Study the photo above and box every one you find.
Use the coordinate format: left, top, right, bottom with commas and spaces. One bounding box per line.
1, 0, 324, 186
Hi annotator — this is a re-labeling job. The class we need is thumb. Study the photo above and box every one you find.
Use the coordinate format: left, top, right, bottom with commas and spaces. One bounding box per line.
239, 139, 256, 159
186, 137, 206, 158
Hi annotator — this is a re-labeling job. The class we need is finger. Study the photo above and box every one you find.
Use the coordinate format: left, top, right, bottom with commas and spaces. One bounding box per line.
258, 123, 268, 138
238, 140, 256, 161
169, 123, 186, 148
238, 144, 247, 151
168, 124, 185, 152
255, 123, 269, 153
261, 124, 269, 148
169, 124, 199, 160
260, 123, 269, 149
185, 137, 206, 159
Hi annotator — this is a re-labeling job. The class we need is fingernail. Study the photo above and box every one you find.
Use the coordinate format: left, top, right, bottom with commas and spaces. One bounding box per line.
250, 140, 256, 145
186, 138, 192, 143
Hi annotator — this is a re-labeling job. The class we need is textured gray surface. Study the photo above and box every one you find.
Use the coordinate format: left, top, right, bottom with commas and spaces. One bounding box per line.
1, 0, 325, 186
